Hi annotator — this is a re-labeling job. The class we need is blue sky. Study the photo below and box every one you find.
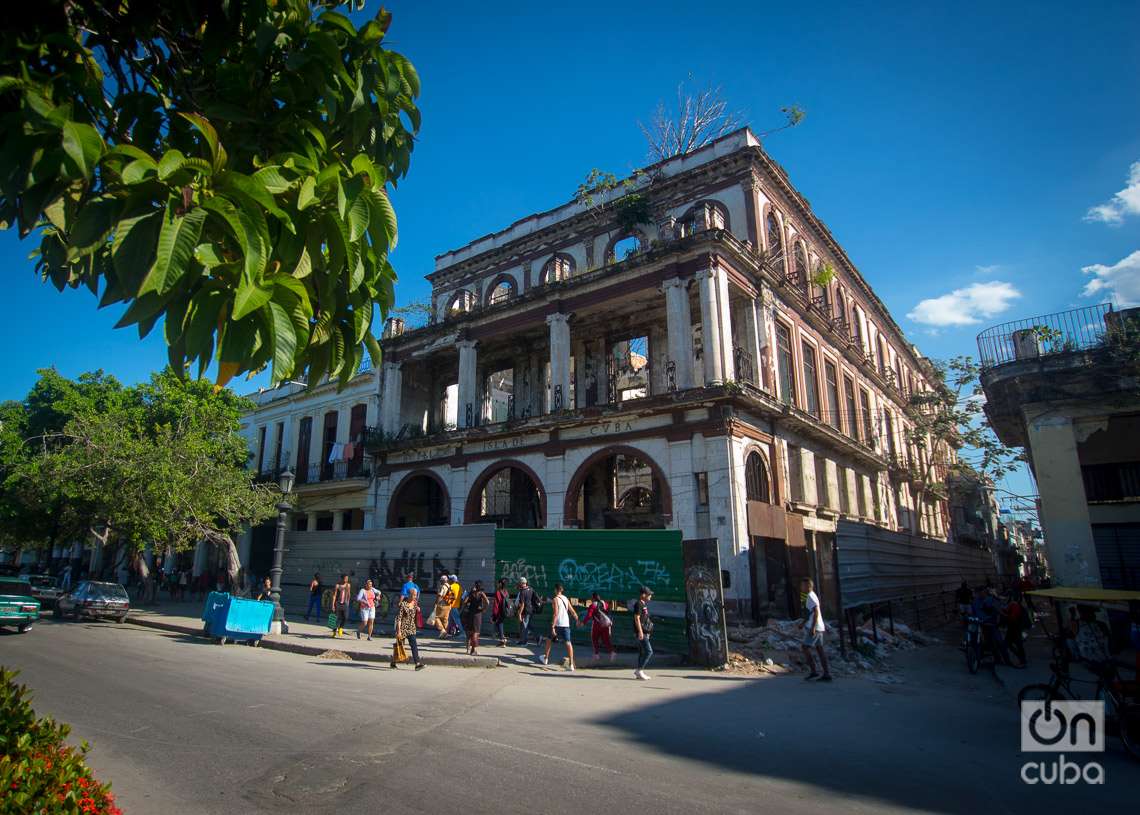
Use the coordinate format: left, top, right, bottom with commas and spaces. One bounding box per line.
2, 1, 1138, 505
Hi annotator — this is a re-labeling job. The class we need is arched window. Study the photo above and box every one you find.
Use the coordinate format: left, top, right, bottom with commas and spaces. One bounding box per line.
795, 244, 810, 293
446, 290, 475, 319
813, 261, 831, 314
745, 452, 770, 502
486, 278, 515, 306
606, 234, 642, 264
540, 254, 574, 285
679, 201, 729, 237
766, 211, 783, 257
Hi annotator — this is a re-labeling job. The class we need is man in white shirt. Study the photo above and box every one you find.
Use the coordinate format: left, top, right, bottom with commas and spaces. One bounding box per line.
541, 583, 578, 671
800, 577, 832, 682
356, 579, 382, 641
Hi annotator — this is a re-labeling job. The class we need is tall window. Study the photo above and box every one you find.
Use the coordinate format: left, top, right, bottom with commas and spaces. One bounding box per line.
823, 360, 841, 429
859, 387, 874, 447
745, 452, 770, 502
776, 323, 796, 406
766, 212, 783, 257
256, 426, 266, 473
795, 245, 809, 293
843, 377, 859, 439
814, 262, 831, 313
273, 422, 284, 472
488, 279, 515, 305
541, 255, 573, 284
876, 334, 887, 373
884, 410, 897, 458
851, 305, 864, 347
801, 341, 820, 418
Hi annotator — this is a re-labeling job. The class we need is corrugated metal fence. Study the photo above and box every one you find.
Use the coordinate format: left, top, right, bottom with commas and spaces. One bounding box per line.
836, 520, 996, 629
279, 525, 497, 616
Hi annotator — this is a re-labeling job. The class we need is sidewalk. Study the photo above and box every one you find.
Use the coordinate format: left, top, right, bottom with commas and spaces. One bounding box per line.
125, 600, 681, 671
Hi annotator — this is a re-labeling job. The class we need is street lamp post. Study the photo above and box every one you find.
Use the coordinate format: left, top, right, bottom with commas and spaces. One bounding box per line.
269, 468, 295, 635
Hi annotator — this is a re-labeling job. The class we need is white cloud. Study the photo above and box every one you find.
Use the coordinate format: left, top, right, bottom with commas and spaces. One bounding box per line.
1081, 250, 1140, 307
907, 281, 1022, 327
1084, 161, 1140, 225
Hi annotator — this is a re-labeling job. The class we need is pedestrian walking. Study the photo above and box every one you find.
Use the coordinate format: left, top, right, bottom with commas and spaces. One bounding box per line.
401, 571, 420, 598
800, 577, 832, 682
541, 583, 578, 671
305, 572, 323, 621
491, 578, 511, 646
515, 578, 539, 646
257, 577, 273, 601
356, 579, 382, 640
331, 574, 351, 638
462, 580, 490, 655
432, 576, 453, 638
391, 588, 426, 670
582, 592, 617, 663
447, 573, 465, 639
632, 586, 654, 680
61, 563, 73, 592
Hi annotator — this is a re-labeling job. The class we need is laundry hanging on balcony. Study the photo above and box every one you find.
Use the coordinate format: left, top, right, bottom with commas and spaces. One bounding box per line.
327, 442, 345, 464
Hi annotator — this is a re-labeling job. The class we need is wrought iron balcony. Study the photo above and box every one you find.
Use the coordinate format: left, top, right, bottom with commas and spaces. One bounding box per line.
976, 303, 1115, 370
296, 459, 372, 486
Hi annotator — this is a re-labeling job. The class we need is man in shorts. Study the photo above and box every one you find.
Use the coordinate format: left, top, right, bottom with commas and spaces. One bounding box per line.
541, 583, 578, 671
800, 577, 832, 682
356, 578, 382, 641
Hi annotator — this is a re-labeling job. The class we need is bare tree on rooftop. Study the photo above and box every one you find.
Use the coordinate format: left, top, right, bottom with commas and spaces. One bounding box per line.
640, 79, 805, 162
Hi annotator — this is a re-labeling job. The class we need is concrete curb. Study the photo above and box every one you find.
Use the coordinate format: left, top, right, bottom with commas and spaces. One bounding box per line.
126, 615, 500, 668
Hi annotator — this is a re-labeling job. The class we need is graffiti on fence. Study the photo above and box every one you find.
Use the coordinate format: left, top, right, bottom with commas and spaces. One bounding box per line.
556, 558, 673, 596
310, 549, 464, 592
498, 558, 548, 587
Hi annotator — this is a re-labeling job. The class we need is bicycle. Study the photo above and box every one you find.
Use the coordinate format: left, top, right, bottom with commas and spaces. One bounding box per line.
1018, 647, 1140, 761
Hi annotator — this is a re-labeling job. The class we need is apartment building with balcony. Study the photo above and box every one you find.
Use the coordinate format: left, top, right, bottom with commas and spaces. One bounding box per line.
236, 364, 380, 579
979, 303, 1140, 589
369, 128, 947, 616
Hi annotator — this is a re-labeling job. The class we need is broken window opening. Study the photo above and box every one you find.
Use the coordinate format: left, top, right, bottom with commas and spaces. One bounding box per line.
486, 367, 514, 423
607, 234, 642, 264
541, 254, 574, 285
488, 279, 515, 306
610, 335, 649, 402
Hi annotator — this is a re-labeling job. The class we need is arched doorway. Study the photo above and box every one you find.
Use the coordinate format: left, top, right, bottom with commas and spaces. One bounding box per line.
387, 471, 450, 528
565, 446, 671, 529
464, 460, 545, 528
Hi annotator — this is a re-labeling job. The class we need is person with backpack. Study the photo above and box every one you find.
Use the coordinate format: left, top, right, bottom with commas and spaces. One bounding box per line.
432, 575, 453, 638
515, 577, 540, 646
582, 591, 616, 663
541, 583, 578, 671
632, 585, 654, 681
491, 578, 511, 647
462, 580, 490, 655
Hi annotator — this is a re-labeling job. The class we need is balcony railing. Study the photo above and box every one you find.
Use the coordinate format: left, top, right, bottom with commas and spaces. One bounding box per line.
296, 459, 372, 485
976, 303, 1114, 370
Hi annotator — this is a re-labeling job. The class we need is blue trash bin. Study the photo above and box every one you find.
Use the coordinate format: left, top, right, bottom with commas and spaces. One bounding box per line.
201, 592, 274, 644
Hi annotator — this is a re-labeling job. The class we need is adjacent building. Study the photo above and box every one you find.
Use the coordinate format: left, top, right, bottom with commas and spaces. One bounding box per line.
979, 303, 1140, 589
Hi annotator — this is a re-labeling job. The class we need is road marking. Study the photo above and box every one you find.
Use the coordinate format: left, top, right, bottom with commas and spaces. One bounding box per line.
469, 736, 622, 775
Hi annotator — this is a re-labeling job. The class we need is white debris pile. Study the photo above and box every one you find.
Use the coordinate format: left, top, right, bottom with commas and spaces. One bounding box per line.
725, 616, 936, 679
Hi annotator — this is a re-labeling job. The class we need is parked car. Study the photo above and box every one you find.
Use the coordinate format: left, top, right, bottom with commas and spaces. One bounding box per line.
0, 576, 41, 633
0, 564, 22, 577
55, 581, 130, 623
25, 574, 63, 609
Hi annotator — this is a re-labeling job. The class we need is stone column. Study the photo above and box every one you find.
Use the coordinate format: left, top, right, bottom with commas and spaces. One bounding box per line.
526, 352, 543, 417
380, 361, 402, 435
715, 267, 736, 382
824, 459, 841, 511
860, 474, 875, 521
308, 413, 324, 480
332, 510, 344, 531
457, 340, 478, 427
844, 468, 860, 518
547, 313, 571, 412
307, 511, 319, 531
649, 323, 667, 395
799, 447, 818, 506
662, 277, 694, 389
1026, 414, 1102, 587
696, 268, 724, 386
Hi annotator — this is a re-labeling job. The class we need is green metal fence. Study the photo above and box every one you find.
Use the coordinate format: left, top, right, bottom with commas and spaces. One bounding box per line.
494, 528, 687, 655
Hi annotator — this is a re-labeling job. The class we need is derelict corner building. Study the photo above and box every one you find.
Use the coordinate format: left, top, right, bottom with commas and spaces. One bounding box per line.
242, 128, 951, 619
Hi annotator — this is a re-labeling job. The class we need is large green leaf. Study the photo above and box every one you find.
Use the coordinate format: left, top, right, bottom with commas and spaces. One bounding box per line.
111, 211, 163, 296
266, 300, 298, 382
296, 176, 318, 211
138, 203, 207, 297
61, 122, 104, 180
178, 112, 227, 172
232, 278, 274, 321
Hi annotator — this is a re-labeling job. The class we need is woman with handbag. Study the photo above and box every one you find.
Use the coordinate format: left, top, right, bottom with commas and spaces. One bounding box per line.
391, 588, 425, 671
491, 578, 511, 647
582, 591, 617, 663
462, 580, 490, 656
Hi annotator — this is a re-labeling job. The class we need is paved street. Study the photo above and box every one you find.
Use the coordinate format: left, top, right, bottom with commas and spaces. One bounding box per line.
3, 619, 1132, 814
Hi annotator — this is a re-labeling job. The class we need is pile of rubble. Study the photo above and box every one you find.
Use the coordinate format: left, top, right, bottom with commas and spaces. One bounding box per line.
726, 617, 936, 682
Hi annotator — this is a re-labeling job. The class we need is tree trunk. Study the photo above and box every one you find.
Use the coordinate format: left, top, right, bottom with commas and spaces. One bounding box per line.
210, 534, 243, 595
